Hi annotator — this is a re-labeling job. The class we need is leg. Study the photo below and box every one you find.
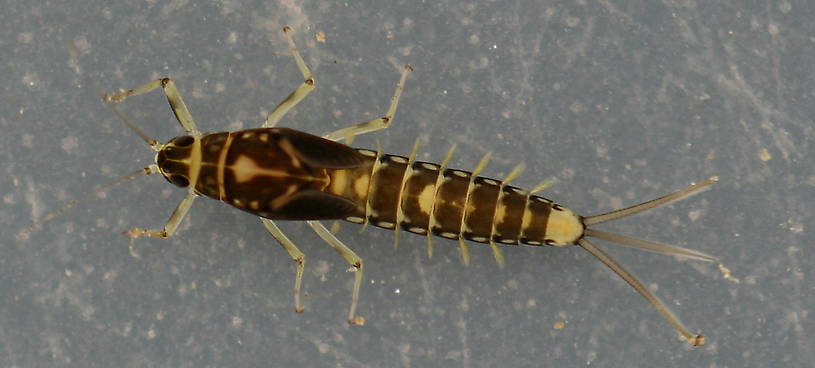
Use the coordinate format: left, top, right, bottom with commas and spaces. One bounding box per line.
322, 65, 413, 142
307, 220, 365, 325
125, 190, 197, 238
105, 78, 200, 136
263, 26, 315, 128
261, 218, 306, 313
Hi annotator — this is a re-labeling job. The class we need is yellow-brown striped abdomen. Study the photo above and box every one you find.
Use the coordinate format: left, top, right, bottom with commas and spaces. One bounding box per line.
326, 150, 586, 247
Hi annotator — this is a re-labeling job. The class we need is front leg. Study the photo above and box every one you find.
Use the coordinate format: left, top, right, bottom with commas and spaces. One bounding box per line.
125, 190, 197, 239
105, 78, 201, 136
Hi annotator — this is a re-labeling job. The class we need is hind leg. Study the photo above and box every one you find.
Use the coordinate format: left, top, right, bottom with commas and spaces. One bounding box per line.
322, 65, 412, 142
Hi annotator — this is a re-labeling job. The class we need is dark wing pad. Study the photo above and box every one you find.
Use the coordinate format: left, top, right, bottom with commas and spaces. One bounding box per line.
275, 189, 359, 220
275, 128, 364, 169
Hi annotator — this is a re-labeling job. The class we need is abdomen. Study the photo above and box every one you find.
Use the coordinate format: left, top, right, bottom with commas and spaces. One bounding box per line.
326, 149, 585, 246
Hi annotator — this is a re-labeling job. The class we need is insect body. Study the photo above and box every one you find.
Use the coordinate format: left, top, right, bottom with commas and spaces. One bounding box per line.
159, 127, 584, 246
25, 27, 719, 346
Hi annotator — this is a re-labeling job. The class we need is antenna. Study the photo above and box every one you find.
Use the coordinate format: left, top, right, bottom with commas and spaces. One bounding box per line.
19, 40, 162, 239
18, 167, 156, 239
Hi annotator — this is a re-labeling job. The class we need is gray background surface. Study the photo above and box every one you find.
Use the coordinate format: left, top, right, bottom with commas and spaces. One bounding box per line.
2, 1, 812, 367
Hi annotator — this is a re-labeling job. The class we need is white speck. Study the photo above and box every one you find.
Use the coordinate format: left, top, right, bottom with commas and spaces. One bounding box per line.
232, 316, 243, 328
61, 136, 79, 153
787, 218, 803, 234
316, 340, 329, 354
22, 73, 39, 87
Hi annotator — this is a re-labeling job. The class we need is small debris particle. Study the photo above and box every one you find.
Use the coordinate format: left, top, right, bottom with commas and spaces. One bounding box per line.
759, 148, 772, 162
719, 263, 740, 284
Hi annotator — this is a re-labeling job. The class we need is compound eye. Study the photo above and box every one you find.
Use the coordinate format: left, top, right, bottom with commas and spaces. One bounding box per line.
172, 135, 195, 147
168, 175, 190, 188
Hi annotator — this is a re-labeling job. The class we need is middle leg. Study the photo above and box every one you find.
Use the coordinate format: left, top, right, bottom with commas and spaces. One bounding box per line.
263, 26, 315, 128
257, 25, 316, 314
